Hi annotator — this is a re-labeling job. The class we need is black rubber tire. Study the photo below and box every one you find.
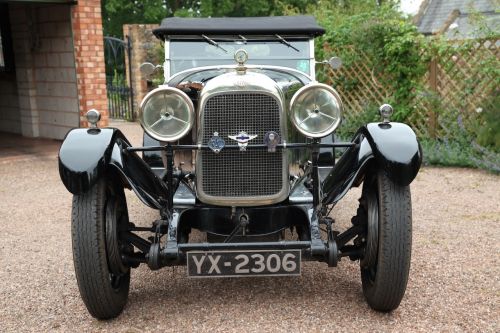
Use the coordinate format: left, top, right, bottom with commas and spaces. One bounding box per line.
71, 178, 130, 319
361, 171, 412, 312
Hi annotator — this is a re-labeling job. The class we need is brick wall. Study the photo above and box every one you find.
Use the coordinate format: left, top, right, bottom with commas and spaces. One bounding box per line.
72, 0, 108, 127
0, 1, 107, 139
123, 24, 159, 117
9, 4, 79, 139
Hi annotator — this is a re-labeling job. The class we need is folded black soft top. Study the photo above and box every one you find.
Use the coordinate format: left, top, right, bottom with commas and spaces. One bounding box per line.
153, 15, 325, 39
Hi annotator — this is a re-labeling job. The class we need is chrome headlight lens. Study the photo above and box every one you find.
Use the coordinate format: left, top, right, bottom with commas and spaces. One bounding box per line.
139, 87, 194, 142
289, 83, 342, 138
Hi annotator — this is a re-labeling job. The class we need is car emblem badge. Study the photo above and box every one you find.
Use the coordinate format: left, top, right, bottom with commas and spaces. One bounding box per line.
207, 132, 225, 153
228, 131, 258, 151
235, 80, 247, 88
264, 131, 280, 152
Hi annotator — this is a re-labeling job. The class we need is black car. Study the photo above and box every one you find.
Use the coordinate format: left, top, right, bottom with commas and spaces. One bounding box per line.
59, 16, 422, 319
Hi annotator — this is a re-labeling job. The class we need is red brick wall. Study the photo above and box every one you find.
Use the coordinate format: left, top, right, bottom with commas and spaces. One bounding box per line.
71, 0, 108, 127
123, 24, 158, 118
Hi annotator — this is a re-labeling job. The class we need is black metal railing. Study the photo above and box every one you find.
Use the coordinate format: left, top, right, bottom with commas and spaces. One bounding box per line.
107, 83, 133, 120
104, 35, 134, 121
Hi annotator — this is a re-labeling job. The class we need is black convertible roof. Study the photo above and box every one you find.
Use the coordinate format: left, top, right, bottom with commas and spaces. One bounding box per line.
153, 16, 325, 39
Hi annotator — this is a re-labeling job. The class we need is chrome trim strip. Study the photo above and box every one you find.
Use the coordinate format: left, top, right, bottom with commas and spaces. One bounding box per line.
164, 40, 170, 82
309, 39, 315, 80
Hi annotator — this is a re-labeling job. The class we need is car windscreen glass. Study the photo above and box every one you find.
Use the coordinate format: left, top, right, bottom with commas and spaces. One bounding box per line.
169, 39, 311, 75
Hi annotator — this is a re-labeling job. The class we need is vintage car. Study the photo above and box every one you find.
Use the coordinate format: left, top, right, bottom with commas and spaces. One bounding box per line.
59, 16, 422, 319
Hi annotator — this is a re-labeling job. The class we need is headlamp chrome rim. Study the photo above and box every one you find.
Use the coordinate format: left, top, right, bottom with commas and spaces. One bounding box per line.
289, 82, 343, 138
139, 86, 195, 142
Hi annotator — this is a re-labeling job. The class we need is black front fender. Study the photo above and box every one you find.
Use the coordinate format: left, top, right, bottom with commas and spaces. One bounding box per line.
322, 122, 422, 205
58, 128, 168, 209
361, 122, 422, 185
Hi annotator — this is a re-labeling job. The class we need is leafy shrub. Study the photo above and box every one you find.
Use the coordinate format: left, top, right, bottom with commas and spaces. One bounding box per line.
110, 70, 127, 86
421, 138, 477, 169
317, 7, 428, 123
336, 104, 380, 139
471, 92, 500, 152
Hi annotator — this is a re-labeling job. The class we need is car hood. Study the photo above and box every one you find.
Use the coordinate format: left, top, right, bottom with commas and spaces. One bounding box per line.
166, 65, 311, 102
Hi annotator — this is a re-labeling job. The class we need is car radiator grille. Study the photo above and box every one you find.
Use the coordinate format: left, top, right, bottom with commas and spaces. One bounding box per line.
200, 93, 283, 198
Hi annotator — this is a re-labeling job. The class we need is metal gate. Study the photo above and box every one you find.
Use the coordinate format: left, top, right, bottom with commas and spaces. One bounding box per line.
104, 36, 134, 120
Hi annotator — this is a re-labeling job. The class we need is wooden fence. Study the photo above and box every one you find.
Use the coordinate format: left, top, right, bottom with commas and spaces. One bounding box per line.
323, 38, 499, 139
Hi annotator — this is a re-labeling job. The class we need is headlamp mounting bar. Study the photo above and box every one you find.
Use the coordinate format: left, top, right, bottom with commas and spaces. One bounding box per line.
126, 142, 356, 153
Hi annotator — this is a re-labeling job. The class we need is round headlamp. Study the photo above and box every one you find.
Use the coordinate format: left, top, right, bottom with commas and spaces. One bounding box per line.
139, 87, 194, 142
289, 83, 342, 138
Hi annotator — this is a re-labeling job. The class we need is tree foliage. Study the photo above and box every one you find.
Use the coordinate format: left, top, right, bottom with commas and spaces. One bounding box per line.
102, 0, 317, 37
102, 0, 165, 37
299, 1, 426, 123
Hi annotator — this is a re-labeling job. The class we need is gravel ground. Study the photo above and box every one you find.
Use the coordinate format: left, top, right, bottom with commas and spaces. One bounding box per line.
0, 121, 498, 332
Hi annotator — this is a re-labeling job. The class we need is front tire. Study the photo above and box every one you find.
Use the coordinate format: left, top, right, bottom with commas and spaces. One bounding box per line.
71, 178, 130, 319
360, 171, 412, 312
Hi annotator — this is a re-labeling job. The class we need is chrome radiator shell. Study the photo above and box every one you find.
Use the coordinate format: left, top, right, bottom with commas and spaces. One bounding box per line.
196, 72, 289, 206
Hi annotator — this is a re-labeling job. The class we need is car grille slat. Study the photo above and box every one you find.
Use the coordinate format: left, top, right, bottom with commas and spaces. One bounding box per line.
200, 93, 283, 199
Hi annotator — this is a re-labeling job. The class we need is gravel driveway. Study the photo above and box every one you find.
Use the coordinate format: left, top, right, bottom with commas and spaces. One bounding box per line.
0, 121, 498, 332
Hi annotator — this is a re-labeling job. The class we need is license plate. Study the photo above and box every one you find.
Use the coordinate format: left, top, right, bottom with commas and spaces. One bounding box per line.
186, 250, 301, 278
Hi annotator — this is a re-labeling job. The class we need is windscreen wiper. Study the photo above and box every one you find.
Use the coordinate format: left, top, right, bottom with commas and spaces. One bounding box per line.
201, 35, 228, 53
275, 34, 299, 52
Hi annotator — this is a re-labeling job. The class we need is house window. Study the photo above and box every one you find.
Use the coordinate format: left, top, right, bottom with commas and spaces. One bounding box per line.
0, 4, 15, 72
